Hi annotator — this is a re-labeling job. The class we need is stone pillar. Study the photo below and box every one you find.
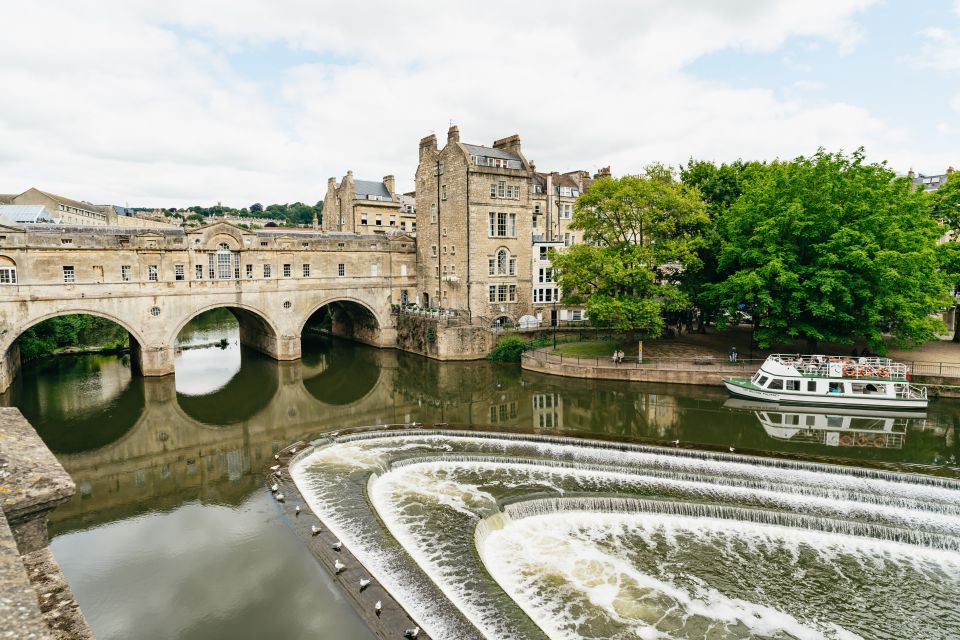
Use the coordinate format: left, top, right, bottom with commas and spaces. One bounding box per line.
137, 344, 175, 378
0, 341, 20, 394
236, 324, 301, 361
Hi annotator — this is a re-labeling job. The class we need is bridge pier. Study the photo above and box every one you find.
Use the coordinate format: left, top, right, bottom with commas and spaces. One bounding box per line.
0, 342, 21, 394
137, 344, 175, 379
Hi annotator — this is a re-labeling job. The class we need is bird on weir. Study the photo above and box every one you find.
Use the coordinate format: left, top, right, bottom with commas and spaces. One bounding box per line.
270, 483, 278, 492
295, 505, 301, 515
334, 560, 345, 573
375, 601, 382, 615
729, 447, 736, 453
359, 578, 370, 590
404, 627, 420, 638
671, 439, 679, 446
311, 525, 321, 536
270, 465, 280, 471
332, 540, 342, 551
276, 493, 285, 502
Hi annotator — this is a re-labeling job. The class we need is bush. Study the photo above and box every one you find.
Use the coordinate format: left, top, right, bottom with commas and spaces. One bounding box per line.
487, 334, 531, 362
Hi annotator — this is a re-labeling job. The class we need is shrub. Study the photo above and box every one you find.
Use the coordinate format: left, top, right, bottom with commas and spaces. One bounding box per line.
487, 334, 530, 362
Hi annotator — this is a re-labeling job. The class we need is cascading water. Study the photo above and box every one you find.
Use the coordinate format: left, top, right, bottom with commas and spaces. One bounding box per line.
291, 430, 960, 640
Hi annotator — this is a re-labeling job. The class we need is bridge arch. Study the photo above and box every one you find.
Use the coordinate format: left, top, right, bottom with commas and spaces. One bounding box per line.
168, 302, 284, 362
299, 297, 383, 345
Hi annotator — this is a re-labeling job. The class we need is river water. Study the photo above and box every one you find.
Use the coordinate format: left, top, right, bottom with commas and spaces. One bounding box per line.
2, 310, 959, 640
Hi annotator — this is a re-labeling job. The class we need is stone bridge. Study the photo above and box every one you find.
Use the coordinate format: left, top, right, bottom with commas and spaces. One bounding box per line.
0, 221, 417, 392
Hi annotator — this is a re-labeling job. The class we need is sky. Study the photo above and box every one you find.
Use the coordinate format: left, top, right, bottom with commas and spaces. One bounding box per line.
1, 0, 958, 208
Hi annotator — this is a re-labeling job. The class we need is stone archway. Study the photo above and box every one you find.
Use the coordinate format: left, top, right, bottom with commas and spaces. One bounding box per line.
299, 298, 383, 346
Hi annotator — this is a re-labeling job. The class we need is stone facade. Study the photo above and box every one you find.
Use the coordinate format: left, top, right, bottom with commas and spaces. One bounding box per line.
0, 220, 417, 392
322, 172, 415, 234
5, 188, 176, 229
415, 126, 595, 329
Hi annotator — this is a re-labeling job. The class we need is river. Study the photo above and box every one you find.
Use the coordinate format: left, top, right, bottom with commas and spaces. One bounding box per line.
2, 309, 959, 640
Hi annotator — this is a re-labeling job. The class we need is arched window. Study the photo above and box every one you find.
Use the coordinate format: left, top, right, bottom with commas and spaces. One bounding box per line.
0, 257, 16, 285
497, 249, 507, 275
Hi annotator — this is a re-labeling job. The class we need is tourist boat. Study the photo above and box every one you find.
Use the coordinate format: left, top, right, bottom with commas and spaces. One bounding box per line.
722, 354, 928, 409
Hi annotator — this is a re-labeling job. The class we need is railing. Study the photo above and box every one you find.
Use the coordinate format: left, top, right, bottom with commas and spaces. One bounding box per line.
523, 349, 763, 371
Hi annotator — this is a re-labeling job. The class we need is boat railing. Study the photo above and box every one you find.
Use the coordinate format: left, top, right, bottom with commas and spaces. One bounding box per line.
767, 354, 908, 380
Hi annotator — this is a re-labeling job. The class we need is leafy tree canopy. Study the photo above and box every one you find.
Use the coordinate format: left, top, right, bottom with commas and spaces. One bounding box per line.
552, 166, 709, 335
710, 148, 948, 352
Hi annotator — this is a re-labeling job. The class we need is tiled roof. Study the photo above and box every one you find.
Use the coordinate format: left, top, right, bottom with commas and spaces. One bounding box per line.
462, 143, 520, 161
354, 180, 391, 198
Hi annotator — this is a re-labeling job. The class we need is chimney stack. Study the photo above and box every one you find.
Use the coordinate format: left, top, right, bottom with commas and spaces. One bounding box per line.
907, 168, 916, 179
383, 175, 395, 196
419, 133, 437, 159
594, 166, 612, 179
948, 166, 955, 175
447, 124, 459, 144
493, 134, 521, 154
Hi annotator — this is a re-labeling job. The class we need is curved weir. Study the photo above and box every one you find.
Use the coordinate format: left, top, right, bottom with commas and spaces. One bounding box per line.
290, 429, 960, 640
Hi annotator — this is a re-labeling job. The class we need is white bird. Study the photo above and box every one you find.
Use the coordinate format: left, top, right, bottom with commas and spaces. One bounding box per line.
334, 560, 345, 573
276, 493, 285, 502
270, 464, 280, 471
290, 447, 297, 454
295, 505, 301, 515
404, 627, 420, 638
729, 447, 736, 453
311, 525, 320, 536
375, 600, 382, 615
270, 483, 278, 492
332, 540, 342, 551
274, 470, 282, 478
274, 454, 279, 460
359, 578, 370, 590
671, 439, 680, 446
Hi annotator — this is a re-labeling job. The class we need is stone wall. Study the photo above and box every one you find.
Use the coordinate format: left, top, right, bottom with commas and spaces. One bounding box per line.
0, 408, 92, 639
395, 314, 495, 360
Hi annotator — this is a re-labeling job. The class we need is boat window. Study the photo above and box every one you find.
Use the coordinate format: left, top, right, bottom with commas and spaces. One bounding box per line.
828, 382, 843, 394
756, 376, 768, 386
850, 383, 883, 395
827, 415, 843, 428
785, 414, 800, 426
768, 413, 782, 424
805, 415, 816, 426
767, 378, 784, 390
807, 380, 817, 392
786, 380, 800, 391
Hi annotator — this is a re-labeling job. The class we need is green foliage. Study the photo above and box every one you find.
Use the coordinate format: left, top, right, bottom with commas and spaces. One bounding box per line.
552, 167, 709, 335
487, 334, 531, 362
18, 315, 129, 360
183, 201, 322, 227
709, 148, 949, 352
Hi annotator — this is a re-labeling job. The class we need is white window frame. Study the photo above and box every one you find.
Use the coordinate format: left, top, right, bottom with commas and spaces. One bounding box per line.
0, 266, 16, 284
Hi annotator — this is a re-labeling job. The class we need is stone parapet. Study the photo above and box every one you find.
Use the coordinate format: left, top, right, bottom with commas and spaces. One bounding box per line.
0, 408, 92, 639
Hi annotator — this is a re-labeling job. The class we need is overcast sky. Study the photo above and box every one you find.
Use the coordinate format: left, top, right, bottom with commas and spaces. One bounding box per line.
1, 0, 958, 208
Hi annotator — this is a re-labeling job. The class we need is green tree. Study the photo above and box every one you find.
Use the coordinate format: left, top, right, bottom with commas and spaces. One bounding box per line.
680, 159, 765, 331
931, 172, 960, 341
711, 148, 948, 353
551, 167, 709, 336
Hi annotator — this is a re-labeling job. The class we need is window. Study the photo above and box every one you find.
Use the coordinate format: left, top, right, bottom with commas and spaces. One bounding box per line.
430, 204, 437, 223
175, 264, 185, 281
400, 289, 409, 304
217, 243, 232, 279
509, 257, 516, 275
389, 215, 396, 226
442, 227, 447, 236
532, 215, 538, 228
490, 183, 496, 198
400, 264, 408, 276
497, 249, 507, 274
829, 381, 843, 394
756, 375, 768, 386
497, 284, 507, 302
786, 380, 801, 391
338, 263, 345, 277
534, 203, 541, 214
195, 264, 203, 279
371, 264, 379, 277
431, 244, 437, 257
121, 265, 132, 282
360, 213, 368, 225
442, 245, 447, 254
451, 245, 456, 255
260, 241, 268, 247
498, 181, 505, 198
488, 258, 495, 275
0, 266, 16, 284
303, 263, 311, 277
508, 285, 516, 302
441, 185, 447, 200
246, 264, 253, 278
539, 268, 554, 283
148, 265, 158, 282
767, 378, 783, 390
61, 238, 73, 246
539, 247, 548, 260
375, 214, 382, 226
488, 285, 497, 302
807, 380, 817, 392
279, 263, 289, 278
264, 264, 272, 278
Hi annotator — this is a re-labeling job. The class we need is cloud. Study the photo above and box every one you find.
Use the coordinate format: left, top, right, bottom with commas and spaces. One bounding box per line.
905, 27, 960, 71
1, 0, 943, 208
792, 80, 825, 92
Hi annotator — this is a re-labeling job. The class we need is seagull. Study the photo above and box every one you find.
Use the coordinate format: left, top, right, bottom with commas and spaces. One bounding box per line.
270, 483, 278, 493
295, 505, 301, 516
359, 578, 370, 590
290, 447, 297, 454
311, 525, 321, 536
276, 493, 285, 502
334, 560, 345, 573
270, 464, 279, 471
671, 439, 679, 446
729, 447, 736, 453
375, 600, 382, 615
274, 454, 279, 460
274, 470, 282, 478
332, 540, 342, 551
404, 627, 420, 638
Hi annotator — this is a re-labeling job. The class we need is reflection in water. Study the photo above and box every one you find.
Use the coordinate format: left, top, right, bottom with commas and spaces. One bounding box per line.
0, 309, 959, 640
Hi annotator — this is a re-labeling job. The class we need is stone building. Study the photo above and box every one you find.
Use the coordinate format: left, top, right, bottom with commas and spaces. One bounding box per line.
909, 166, 955, 192
416, 126, 535, 324
322, 172, 415, 234
415, 125, 595, 328
0, 188, 177, 229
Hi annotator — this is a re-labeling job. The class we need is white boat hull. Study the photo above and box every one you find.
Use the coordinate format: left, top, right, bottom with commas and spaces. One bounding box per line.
723, 379, 928, 410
